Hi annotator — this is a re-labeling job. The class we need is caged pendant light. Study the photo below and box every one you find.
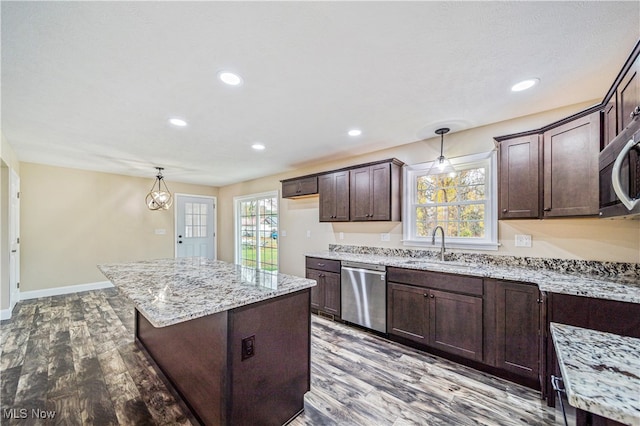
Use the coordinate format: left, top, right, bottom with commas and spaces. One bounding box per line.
427, 127, 456, 176
146, 167, 173, 210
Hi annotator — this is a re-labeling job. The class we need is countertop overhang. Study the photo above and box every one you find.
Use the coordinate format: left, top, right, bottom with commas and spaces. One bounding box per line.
98, 258, 316, 328
306, 251, 640, 304
550, 323, 640, 425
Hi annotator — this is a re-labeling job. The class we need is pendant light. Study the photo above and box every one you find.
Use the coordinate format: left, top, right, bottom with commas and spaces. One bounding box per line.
146, 167, 173, 210
427, 127, 456, 176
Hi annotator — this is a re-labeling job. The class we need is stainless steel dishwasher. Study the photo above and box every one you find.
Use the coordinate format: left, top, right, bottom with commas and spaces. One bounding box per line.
341, 261, 386, 333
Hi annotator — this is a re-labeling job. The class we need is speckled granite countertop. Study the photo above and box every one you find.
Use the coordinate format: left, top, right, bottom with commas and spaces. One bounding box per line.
98, 258, 316, 328
305, 251, 640, 304
550, 323, 640, 425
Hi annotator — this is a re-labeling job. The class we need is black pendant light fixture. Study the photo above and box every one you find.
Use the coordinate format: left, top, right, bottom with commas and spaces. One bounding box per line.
146, 167, 173, 211
427, 127, 456, 175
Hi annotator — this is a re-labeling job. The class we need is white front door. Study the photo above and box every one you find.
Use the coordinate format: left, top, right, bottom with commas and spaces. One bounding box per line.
9, 169, 20, 310
175, 194, 216, 259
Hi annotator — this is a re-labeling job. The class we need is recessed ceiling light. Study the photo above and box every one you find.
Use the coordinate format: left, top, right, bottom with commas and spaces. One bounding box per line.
251, 143, 265, 151
348, 129, 362, 136
511, 78, 539, 92
168, 118, 187, 127
218, 71, 243, 86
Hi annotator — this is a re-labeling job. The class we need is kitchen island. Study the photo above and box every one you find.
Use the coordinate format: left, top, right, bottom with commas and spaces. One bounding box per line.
98, 258, 316, 426
550, 323, 640, 426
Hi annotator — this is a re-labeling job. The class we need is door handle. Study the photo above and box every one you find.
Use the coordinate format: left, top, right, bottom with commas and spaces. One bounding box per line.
178, 241, 183, 244
11, 250, 17, 253
612, 137, 640, 210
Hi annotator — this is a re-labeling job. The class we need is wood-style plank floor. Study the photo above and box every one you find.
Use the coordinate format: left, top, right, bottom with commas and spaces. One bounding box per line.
1, 289, 569, 425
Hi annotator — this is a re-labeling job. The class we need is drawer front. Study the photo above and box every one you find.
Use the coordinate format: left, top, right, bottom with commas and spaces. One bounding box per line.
305, 257, 341, 273
387, 267, 483, 296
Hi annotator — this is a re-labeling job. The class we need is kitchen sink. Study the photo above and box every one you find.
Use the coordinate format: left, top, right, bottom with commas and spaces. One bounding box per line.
401, 260, 478, 268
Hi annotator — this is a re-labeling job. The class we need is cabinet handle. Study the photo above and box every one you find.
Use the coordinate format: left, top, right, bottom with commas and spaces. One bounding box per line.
502, 209, 508, 213
423, 294, 428, 297
543, 207, 551, 212
631, 106, 640, 119
430, 294, 435, 298
317, 263, 325, 267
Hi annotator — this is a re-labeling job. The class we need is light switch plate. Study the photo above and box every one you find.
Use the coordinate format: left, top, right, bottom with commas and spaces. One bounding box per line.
515, 234, 532, 247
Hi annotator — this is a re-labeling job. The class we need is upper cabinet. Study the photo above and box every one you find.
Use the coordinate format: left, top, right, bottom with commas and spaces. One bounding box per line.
349, 160, 402, 221
319, 171, 349, 222
285, 158, 404, 222
281, 176, 318, 198
617, 53, 640, 134
498, 135, 540, 219
497, 39, 640, 219
542, 112, 600, 217
497, 111, 600, 219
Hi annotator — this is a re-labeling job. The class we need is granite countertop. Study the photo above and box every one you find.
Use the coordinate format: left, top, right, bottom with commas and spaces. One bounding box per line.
550, 323, 640, 425
305, 251, 640, 304
98, 258, 316, 328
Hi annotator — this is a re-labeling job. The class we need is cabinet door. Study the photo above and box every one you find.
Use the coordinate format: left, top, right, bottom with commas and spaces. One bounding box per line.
602, 98, 617, 149
321, 271, 341, 317
282, 177, 317, 198
387, 282, 429, 344
542, 112, 600, 217
319, 171, 350, 222
369, 163, 391, 220
498, 135, 540, 219
493, 280, 540, 381
350, 166, 372, 220
618, 54, 640, 133
306, 269, 324, 310
428, 290, 483, 361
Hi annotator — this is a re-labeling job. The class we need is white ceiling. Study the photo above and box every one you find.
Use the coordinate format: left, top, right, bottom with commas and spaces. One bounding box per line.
2, 1, 639, 186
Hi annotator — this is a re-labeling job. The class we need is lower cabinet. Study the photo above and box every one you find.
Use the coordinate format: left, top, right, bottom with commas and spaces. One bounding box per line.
305, 257, 341, 318
387, 267, 483, 362
485, 279, 543, 388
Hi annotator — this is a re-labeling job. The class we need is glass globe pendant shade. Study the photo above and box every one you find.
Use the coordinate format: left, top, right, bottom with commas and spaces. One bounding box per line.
146, 167, 173, 211
427, 127, 456, 176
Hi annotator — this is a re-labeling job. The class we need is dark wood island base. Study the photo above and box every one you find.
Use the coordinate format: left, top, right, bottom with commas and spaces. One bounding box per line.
135, 289, 311, 426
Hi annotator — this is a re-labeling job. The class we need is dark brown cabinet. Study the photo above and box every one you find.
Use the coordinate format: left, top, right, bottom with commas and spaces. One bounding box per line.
387, 267, 483, 362
350, 160, 402, 221
318, 171, 349, 222
388, 282, 429, 343
281, 176, 318, 198
617, 53, 640, 133
498, 135, 541, 219
602, 98, 617, 148
485, 279, 542, 387
305, 257, 341, 317
542, 112, 600, 217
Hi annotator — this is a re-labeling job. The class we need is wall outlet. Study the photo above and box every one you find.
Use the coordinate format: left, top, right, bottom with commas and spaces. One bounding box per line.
281, 230, 287, 237
380, 233, 390, 242
339, 232, 344, 240
241, 335, 255, 361
515, 234, 532, 247
154, 229, 166, 235
306, 230, 311, 238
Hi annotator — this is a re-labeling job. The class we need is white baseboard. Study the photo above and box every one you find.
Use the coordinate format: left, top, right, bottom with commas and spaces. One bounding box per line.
1, 308, 13, 321
19, 281, 114, 301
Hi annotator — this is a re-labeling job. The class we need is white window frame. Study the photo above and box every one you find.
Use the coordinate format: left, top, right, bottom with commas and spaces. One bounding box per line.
233, 190, 279, 268
402, 150, 498, 250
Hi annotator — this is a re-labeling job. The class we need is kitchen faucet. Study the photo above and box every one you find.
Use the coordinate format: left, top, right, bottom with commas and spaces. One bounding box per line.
431, 226, 445, 261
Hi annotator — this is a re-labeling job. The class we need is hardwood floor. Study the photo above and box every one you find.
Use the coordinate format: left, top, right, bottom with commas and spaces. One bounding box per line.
1, 289, 568, 425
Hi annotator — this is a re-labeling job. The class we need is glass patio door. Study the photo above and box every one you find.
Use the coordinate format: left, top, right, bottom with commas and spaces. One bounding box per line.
235, 192, 278, 271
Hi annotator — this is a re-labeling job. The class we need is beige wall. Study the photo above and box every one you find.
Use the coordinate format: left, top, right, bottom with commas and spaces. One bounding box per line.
217, 101, 640, 278
1, 134, 20, 310
20, 163, 218, 292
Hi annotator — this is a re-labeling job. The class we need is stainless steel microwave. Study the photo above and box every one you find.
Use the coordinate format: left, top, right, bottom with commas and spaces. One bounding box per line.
599, 116, 640, 218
